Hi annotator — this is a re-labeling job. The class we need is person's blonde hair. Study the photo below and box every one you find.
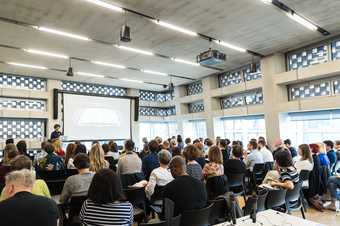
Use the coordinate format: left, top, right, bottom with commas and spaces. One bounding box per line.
317, 142, 326, 154
3, 144, 18, 164
52, 139, 62, 151
89, 144, 107, 172
208, 145, 223, 164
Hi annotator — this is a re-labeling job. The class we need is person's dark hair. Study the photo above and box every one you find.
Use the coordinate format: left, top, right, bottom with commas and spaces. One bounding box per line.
205, 138, 213, 147
44, 143, 55, 155
185, 137, 191, 145
192, 139, 200, 144
16, 140, 27, 155
108, 141, 118, 153
169, 156, 186, 177
171, 147, 181, 157
10, 155, 32, 171
88, 169, 125, 204
335, 140, 340, 146
92, 140, 99, 145
75, 143, 87, 155
309, 143, 320, 154
73, 153, 90, 169
148, 140, 159, 153
54, 124, 61, 130
183, 145, 199, 161
258, 139, 266, 147
177, 135, 183, 143
232, 145, 243, 158
298, 144, 313, 163
323, 140, 334, 149
225, 139, 231, 145
284, 139, 291, 146
249, 140, 257, 150
124, 139, 135, 152
219, 139, 227, 148
102, 143, 110, 154
5, 138, 14, 145
275, 148, 293, 167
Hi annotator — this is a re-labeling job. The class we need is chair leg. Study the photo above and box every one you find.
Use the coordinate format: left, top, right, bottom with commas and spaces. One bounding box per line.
300, 207, 306, 219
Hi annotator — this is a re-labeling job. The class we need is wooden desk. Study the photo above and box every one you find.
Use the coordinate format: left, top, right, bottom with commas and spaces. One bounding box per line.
214, 209, 326, 226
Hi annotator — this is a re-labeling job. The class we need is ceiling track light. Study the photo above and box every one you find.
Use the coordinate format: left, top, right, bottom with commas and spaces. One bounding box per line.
83, 0, 123, 12
66, 58, 74, 77
76, 71, 105, 78
33, 26, 91, 41
287, 12, 318, 31
119, 78, 143, 83
115, 44, 154, 56
92, 61, 126, 69
171, 57, 199, 66
213, 40, 247, 52
23, 48, 69, 59
7, 62, 47, 70
260, 0, 272, 4
154, 20, 198, 36
141, 69, 168, 76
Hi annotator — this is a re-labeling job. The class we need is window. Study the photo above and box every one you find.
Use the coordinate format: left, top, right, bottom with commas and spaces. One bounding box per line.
214, 115, 265, 145
280, 110, 340, 146
139, 121, 178, 144
183, 120, 207, 139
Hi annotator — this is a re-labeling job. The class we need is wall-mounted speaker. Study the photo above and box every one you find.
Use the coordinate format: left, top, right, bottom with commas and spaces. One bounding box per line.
134, 97, 139, 122
53, 89, 58, 119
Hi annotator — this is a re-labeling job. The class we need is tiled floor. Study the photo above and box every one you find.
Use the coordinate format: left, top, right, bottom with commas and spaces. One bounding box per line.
292, 208, 340, 226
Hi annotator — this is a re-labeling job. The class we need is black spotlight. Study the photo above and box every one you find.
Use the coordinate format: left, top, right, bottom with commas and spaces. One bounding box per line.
120, 25, 131, 42
66, 58, 74, 77
250, 62, 257, 74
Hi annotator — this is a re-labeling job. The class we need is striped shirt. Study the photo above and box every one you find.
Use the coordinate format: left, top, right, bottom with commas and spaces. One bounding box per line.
80, 199, 133, 226
279, 167, 300, 184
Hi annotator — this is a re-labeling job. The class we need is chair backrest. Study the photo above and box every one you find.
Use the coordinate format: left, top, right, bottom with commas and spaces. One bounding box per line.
264, 162, 273, 172
286, 181, 302, 203
265, 189, 287, 209
123, 186, 146, 208
243, 195, 258, 216
105, 156, 116, 171
151, 185, 165, 202
256, 188, 268, 212
37, 170, 68, 195
299, 170, 310, 181
206, 175, 228, 200
69, 196, 88, 220
209, 198, 227, 225
66, 169, 79, 177
226, 173, 244, 188
180, 204, 213, 226
120, 172, 145, 188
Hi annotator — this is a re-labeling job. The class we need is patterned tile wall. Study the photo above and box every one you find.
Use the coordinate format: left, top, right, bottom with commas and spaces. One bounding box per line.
287, 45, 328, 70
0, 73, 46, 91
0, 149, 41, 162
218, 63, 262, 88
188, 101, 204, 113
139, 90, 172, 102
0, 97, 46, 111
289, 79, 337, 100
61, 80, 127, 96
331, 39, 340, 60
139, 106, 176, 117
186, 81, 203, 96
221, 89, 263, 109
0, 118, 45, 140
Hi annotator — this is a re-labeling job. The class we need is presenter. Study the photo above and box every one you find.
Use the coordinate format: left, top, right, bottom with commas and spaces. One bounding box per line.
50, 124, 62, 140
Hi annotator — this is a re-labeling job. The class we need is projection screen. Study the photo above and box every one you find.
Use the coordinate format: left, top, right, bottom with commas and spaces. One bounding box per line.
63, 93, 131, 140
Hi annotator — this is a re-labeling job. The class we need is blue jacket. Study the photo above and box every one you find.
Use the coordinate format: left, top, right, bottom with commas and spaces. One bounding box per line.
319, 153, 330, 167
142, 152, 160, 180
327, 150, 337, 165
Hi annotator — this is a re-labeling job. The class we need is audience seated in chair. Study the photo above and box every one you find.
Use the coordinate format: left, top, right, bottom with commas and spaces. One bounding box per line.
258, 139, 274, 163
0, 144, 18, 186
324, 140, 337, 173
0, 169, 58, 226
244, 140, 264, 172
38, 143, 65, 171
1, 155, 50, 201
80, 169, 134, 226
202, 146, 224, 181
145, 150, 173, 200
183, 145, 203, 181
65, 143, 77, 169
163, 156, 207, 216
325, 175, 340, 211
269, 148, 299, 190
60, 153, 94, 204
224, 144, 246, 175
143, 140, 161, 180
295, 144, 314, 173
284, 139, 298, 160
193, 140, 206, 169
89, 144, 109, 172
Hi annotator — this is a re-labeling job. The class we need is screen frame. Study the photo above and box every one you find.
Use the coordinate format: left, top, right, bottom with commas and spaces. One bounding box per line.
58, 89, 138, 142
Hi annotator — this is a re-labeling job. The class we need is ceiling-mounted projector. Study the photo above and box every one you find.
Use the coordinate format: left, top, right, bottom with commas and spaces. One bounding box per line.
197, 49, 226, 66
120, 25, 131, 42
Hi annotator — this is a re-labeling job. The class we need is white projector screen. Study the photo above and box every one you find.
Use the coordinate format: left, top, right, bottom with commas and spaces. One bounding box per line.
63, 93, 131, 140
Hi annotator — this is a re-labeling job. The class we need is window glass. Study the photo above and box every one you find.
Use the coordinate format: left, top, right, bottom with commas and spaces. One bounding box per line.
183, 120, 207, 140
139, 121, 178, 145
